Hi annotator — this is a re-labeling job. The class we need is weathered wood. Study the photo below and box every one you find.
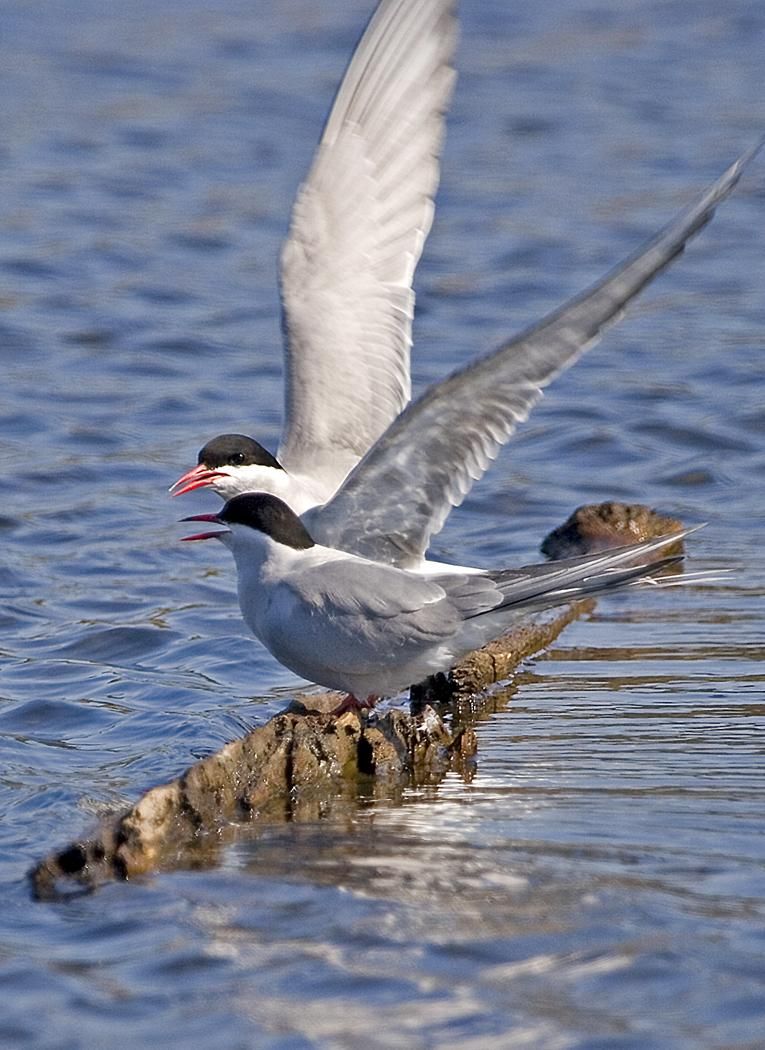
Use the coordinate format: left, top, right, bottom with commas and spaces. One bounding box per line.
30, 603, 584, 898
541, 501, 683, 559
30, 503, 680, 899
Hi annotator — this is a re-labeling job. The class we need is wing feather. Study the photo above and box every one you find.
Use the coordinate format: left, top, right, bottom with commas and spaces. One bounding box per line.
278, 0, 458, 496
307, 140, 763, 563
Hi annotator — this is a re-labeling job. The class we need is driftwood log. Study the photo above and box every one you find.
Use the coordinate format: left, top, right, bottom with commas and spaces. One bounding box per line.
30, 503, 680, 899
540, 501, 683, 559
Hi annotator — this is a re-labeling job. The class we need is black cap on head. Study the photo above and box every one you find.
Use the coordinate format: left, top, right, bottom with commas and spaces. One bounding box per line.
219, 493, 315, 550
198, 434, 283, 471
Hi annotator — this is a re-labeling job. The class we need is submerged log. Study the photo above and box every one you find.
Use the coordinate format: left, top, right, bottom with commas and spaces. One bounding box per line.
30, 503, 681, 899
540, 501, 683, 559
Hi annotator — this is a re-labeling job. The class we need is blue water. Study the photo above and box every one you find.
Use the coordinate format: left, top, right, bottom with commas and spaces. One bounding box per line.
2, 0, 765, 1046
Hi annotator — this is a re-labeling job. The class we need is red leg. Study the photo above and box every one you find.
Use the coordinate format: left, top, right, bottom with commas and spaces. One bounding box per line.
330, 694, 379, 716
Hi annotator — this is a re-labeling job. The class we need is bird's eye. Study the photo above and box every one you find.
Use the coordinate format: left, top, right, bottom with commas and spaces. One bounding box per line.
228, 452, 246, 466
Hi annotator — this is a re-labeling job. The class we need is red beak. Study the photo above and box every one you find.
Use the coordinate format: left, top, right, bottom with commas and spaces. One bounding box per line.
169, 464, 225, 497
180, 512, 228, 542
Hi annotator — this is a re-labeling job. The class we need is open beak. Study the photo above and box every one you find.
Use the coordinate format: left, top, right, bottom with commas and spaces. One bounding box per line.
180, 512, 229, 542
169, 464, 225, 497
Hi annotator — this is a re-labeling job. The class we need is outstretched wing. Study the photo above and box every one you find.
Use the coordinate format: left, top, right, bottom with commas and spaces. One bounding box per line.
278, 0, 458, 497
307, 140, 763, 563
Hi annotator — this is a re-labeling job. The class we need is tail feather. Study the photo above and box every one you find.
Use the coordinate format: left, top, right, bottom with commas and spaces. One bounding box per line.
489, 554, 683, 615
468, 526, 703, 619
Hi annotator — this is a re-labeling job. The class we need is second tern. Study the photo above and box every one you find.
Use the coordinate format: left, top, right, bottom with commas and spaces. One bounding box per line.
175, 141, 762, 576
168, 2, 762, 573
182, 494, 702, 708
171, 0, 458, 512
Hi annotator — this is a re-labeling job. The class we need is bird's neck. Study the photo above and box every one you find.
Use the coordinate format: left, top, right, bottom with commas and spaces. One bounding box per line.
214, 465, 323, 515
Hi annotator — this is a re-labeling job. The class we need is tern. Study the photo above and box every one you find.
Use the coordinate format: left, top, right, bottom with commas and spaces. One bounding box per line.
168, 7, 762, 571
171, 0, 459, 512
182, 493, 701, 708
174, 137, 762, 576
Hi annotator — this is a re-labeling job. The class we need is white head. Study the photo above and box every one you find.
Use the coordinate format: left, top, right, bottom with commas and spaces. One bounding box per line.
169, 434, 285, 502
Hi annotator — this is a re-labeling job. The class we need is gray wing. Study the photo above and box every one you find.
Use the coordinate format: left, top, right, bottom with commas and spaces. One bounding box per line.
479, 527, 695, 613
296, 556, 448, 619
278, 0, 458, 497
432, 527, 693, 620
306, 140, 763, 564
291, 556, 464, 645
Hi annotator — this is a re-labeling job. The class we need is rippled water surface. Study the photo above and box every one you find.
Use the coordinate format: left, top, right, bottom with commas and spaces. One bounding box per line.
2, 0, 765, 1046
